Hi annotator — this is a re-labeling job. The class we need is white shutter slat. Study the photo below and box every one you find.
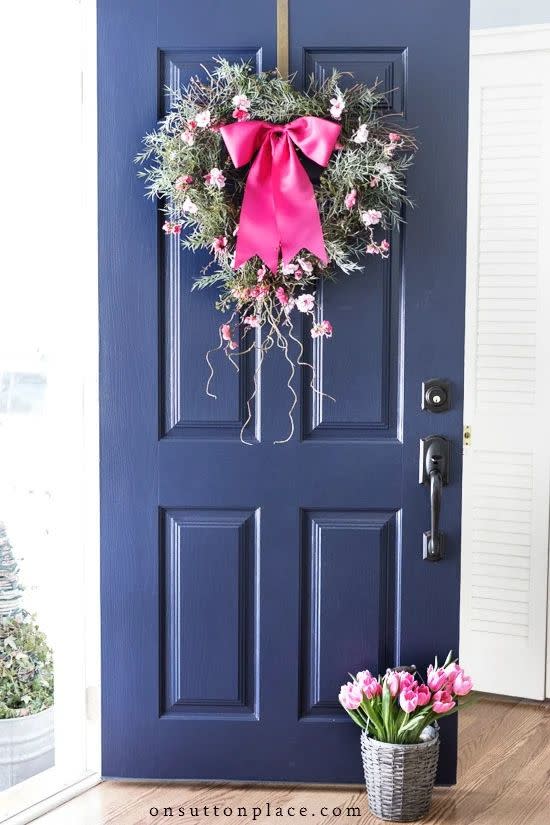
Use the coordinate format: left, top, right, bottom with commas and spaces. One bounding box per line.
461, 35, 550, 700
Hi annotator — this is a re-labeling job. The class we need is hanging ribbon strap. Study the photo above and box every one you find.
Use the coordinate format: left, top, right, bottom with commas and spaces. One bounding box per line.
220, 116, 341, 273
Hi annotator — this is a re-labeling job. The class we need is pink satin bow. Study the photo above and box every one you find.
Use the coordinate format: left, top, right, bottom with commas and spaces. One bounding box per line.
220, 116, 341, 272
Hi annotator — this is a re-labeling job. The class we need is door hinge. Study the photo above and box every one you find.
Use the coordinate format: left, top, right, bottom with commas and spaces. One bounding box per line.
86, 685, 99, 722
463, 424, 472, 447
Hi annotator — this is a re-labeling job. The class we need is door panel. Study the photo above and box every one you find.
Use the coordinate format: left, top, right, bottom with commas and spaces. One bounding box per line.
99, 0, 469, 784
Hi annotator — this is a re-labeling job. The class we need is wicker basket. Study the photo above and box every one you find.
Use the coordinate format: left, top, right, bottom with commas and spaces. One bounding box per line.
360, 726, 439, 821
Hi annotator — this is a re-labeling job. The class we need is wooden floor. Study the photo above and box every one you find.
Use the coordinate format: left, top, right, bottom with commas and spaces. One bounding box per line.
33, 697, 550, 825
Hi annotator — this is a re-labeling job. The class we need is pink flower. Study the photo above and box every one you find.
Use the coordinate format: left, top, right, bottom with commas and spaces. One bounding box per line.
181, 196, 198, 215
195, 110, 211, 128
366, 244, 380, 255
232, 93, 251, 110
388, 132, 401, 143
281, 263, 297, 276
352, 124, 369, 144
296, 293, 315, 313
399, 689, 418, 714
398, 672, 416, 691
427, 665, 448, 692
380, 239, 390, 253
361, 209, 382, 227
432, 690, 456, 714
385, 670, 400, 698
247, 285, 268, 300
204, 168, 226, 189
444, 663, 463, 686
175, 174, 193, 190
338, 681, 363, 711
212, 236, 228, 253
232, 107, 250, 121
276, 287, 289, 305
369, 176, 380, 188
297, 257, 313, 274
357, 671, 382, 700
256, 266, 267, 281
229, 340, 238, 350
335, 140, 344, 151
329, 95, 345, 120
344, 189, 357, 209
416, 684, 431, 707
162, 221, 182, 235
453, 671, 473, 696
180, 130, 195, 146
221, 324, 232, 342
311, 319, 333, 339
293, 268, 303, 280
243, 315, 261, 328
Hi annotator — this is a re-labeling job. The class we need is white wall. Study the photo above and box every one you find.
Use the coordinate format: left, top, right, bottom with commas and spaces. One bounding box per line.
471, 0, 550, 29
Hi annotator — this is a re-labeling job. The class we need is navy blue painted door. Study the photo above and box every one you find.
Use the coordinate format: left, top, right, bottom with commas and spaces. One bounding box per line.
99, 0, 469, 784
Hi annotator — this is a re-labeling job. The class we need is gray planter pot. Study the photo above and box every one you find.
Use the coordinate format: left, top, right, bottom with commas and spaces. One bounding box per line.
0, 706, 55, 791
360, 725, 439, 822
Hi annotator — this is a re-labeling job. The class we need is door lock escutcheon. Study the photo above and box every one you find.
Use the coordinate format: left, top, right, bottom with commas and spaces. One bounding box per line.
419, 436, 449, 562
422, 378, 451, 413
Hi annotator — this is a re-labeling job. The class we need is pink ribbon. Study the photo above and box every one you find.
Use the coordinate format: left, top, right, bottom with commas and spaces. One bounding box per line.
220, 117, 341, 273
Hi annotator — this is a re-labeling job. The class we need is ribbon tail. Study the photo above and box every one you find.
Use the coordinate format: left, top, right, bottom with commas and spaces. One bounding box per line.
234, 139, 281, 273
273, 136, 328, 265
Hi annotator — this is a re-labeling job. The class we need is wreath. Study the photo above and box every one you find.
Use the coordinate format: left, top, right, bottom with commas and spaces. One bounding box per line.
137, 59, 416, 443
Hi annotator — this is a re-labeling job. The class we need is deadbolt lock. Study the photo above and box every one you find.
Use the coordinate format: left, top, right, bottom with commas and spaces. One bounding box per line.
422, 378, 451, 413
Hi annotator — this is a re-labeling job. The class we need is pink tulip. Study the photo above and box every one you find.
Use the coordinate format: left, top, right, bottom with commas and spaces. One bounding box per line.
416, 684, 431, 707
432, 690, 456, 713
427, 664, 447, 692
398, 672, 416, 690
399, 689, 418, 714
453, 672, 473, 696
385, 670, 400, 698
357, 670, 382, 699
444, 662, 463, 685
339, 681, 363, 711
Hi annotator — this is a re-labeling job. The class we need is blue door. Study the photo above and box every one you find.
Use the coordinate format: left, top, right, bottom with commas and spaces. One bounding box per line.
99, 0, 469, 784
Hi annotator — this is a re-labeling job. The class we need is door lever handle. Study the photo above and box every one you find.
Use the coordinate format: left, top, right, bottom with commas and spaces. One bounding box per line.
419, 436, 449, 561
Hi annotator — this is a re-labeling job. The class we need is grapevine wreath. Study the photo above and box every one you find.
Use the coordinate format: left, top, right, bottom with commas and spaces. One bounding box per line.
137, 59, 416, 443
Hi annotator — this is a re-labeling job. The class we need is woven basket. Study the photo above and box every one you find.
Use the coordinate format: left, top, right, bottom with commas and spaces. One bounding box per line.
360, 726, 439, 822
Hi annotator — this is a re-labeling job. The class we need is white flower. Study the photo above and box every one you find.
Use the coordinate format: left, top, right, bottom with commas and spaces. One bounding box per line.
182, 196, 198, 215
195, 110, 211, 128
352, 124, 369, 144
204, 167, 226, 189
281, 262, 298, 276
297, 257, 313, 274
377, 162, 391, 174
180, 130, 195, 146
361, 209, 382, 227
296, 293, 315, 312
232, 94, 251, 110
329, 94, 345, 120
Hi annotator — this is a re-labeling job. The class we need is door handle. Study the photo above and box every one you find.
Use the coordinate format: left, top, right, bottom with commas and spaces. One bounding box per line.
419, 436, 449, 561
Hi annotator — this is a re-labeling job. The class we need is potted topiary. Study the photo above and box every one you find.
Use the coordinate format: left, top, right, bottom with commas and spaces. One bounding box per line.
0, 523, 54, 790
339, 653, 473, 822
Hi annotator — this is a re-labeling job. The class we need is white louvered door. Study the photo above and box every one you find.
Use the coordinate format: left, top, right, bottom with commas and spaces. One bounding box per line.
461, 27, 550, 700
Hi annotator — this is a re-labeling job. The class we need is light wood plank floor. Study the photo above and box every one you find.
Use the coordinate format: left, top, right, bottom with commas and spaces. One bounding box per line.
32, 697, 550, 825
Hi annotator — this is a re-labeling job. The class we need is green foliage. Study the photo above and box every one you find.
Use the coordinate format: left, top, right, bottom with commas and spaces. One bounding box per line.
137, 58, 417, 317
0, 612, 54, 719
